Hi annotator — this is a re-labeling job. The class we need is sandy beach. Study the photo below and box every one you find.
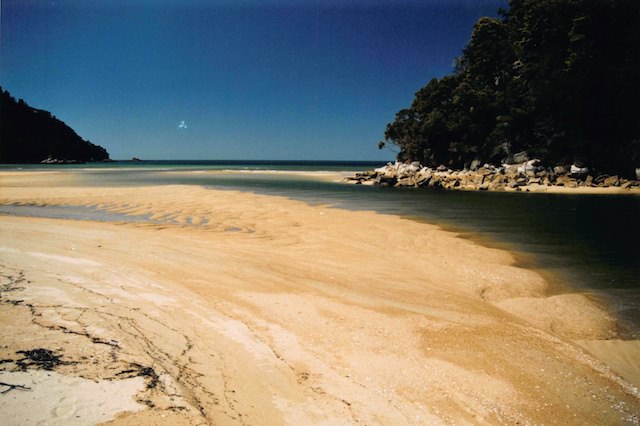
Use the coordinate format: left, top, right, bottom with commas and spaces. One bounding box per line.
1, 172, 639, 425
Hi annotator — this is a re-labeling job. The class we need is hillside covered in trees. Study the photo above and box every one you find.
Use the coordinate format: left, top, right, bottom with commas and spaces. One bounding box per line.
382, 0, 640, 177
0, 88, 109, 163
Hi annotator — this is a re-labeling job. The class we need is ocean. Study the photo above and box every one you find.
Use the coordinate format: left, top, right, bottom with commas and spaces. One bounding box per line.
2, 160, 639, 336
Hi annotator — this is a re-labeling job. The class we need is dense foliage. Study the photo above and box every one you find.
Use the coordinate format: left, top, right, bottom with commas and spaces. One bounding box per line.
383, 0, 640, 176
0, 88, 109, 163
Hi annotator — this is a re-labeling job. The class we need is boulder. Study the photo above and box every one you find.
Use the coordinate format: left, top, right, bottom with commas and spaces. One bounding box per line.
469, 159, 482, 171
516, 177, 528, 186
502, 164, 519, 175
489, 181, 505, 190
594, 174, 609, 185
555, 176, 576, 187
377, 175, 397, 186
492, 174, 506, 184
569, 164, 589, 177
374, 163, 393, 174
477, 167, 494, 176
602, 175, 619, 187
428, 176, 442, 188
397, 165, 417, 179
553, 165, 568, 175
636, 168, 640, 180
395, 177, 415, 187
503, 151, 529, 164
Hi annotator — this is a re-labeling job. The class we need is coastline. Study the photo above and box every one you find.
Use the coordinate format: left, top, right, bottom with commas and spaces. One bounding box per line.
344, 162, 640, 195
1, 175, 639, 424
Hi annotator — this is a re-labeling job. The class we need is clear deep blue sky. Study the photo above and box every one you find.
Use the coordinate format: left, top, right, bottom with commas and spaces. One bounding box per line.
1, 0, 505, 161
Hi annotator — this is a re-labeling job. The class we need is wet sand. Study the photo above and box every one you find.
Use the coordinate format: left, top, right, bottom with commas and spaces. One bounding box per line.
0, 173, 639, 424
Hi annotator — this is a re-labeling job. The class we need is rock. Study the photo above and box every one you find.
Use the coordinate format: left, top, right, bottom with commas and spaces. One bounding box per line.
343, 176, 361, 183
377, 175, 397, 186
374, 163, 393, 173
555, 176, 576, 187
396, 177, 415, 187
428, 176, 441, 188
442, 180, 457, 190
415, 169, 433, 187
594, 174, 608, 185
569, 164, 589, 177
553, 165, 568, 175
489, 181, 504, 190
472, 174, 485, 185
469, 159, 482, 171
492, 174, 506, 184
347, 162, 637, 193
504, 151, 529, 164
477, 167, 493, 176
502, 164, 519, 175
636, 168, 640, 180
513, 151, 529, 163
40, 157, 80, 164
397, 165, 417, 179
516, 177, 528, 186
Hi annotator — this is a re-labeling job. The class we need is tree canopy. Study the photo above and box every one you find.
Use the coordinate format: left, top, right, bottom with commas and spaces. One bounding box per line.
383, 0, 640, 176
0, 88, 109, 163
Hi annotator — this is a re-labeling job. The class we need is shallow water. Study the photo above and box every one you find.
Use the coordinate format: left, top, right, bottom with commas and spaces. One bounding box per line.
2, 162, 639, 335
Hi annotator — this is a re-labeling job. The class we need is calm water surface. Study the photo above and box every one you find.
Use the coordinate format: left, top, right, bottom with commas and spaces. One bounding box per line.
2, 161, 639, 335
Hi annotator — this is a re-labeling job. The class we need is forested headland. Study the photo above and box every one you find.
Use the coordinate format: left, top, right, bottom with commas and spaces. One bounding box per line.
0, 88, 109, 163
381, 0, 640, 177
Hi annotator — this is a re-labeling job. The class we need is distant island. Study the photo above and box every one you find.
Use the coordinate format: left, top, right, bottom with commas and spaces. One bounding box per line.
0, 87, 110, 164
379, 0, 639, 179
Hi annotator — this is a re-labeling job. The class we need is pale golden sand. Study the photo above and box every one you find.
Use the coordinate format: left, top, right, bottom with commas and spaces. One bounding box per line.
0, 172, 639, 424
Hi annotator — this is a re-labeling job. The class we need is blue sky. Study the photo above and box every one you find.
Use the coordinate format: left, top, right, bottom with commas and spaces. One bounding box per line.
1, 0, 505, 160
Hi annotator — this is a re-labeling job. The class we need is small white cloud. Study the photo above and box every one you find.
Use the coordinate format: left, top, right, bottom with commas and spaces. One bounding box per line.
178, 120, 188, 129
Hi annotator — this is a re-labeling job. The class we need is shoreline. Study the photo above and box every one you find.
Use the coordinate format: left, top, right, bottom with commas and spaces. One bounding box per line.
344, 162, 640, 195
1, 177, 640, 424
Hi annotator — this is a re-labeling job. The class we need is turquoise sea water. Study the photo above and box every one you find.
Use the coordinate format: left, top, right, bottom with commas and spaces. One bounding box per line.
2, 161, 639, 336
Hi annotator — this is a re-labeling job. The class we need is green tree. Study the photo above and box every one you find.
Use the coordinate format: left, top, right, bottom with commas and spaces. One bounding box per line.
382, 0, 640, 176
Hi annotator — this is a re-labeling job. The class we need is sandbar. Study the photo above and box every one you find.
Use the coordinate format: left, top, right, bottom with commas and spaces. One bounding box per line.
0, 172, 639, 424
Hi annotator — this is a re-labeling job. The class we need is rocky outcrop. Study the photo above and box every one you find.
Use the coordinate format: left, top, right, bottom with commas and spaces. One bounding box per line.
344, 160, 640, 192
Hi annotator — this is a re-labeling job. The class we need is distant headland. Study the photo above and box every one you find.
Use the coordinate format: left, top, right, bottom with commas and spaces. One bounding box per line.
0, 88, 110, 164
